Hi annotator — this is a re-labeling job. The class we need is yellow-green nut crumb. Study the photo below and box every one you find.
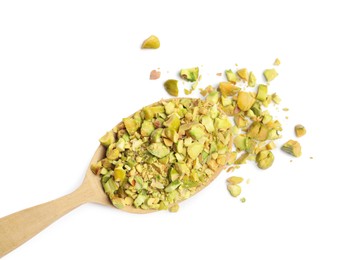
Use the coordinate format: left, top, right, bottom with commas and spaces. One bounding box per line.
227, 176, 243, 185
227, 184, 242, 197
147, 143, 170, 158
237, 91, 256, 111
281, 140, 302, 157
248, 72, 256, 87
272, 93, 281, 104
237, 68, 248, 81
218, 82, 240, 96
225, 69, 238, 83
187, 142, 204, 159
256, 150, 274, 169
180, 67, 199, 82
141, 35, 160, 49
164, 79, 179, 97
274, 58, 281, 66
99, 131, 115, 147
169, 204, 179, 213
263, 68, 278, 82
295, 124, 306, 137
240, 197, 246, 203
256, 84, 268, 101
247, 122, 269, 141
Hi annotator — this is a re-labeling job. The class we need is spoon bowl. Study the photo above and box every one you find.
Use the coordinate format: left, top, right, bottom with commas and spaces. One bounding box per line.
0, 98, 230, 257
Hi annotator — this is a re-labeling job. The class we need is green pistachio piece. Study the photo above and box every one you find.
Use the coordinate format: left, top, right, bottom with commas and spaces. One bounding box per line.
110, 196, 125, 209
214, 118, 231, 130
106, 144, 120, 160
274, 58, 281, 65
163, 113, 181, 131
206, 91, 220, 105
256, 84, 268, 101
141, 120, 155, 137
237, 68, 248, 81
227, 176, 243, 185
99, 131, 115, 147
201, 115, 215, 133
174, 162, 191, 175
169, 167, 180, 181
123, 118, 140, 135
147, 143, 170, 158
234, 135, 247, 151
164, 79, 179, 97
237, 91, 256, 111
169, 204, 179, 213
256, 150, 274, 169
295, 124, 306, 137
281, 140, 302, 157
187, 142, 204, 159
103, 178, 118, 195
189, 125, 205, 140
225, 69, 238, 83
134, 193, 148, 208
263, 68, 278, 82
234, 152, 249, 164
248, 71, 256, 87
164, 102, 175, 115
227, 184, 241, 197
151, 128, 163, 143
180, 67, 199, 82
271, 93, 281, 104
114, 168, 126, 182
141, 35, 160, 49
247, 122, 269, 141
218, 82, 240, 96
91, 161, 102, 175
234, 113, 248, 128
164, 128, 179, 143
165, 180, 182, 192
143, 106, 165, 120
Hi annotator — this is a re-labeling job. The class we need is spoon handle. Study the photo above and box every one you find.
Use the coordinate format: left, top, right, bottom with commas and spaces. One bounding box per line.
0, 185, 92, 258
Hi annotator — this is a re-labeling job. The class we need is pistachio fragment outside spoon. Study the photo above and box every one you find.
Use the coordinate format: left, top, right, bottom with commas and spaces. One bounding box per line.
0, 98, 232, 257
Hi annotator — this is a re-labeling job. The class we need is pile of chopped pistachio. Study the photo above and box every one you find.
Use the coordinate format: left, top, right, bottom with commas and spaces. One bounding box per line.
91, 98, 233, 211
161, 63, 306, 201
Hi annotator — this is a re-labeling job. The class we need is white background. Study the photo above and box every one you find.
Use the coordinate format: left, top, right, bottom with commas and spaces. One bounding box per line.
1, 0, 344, 259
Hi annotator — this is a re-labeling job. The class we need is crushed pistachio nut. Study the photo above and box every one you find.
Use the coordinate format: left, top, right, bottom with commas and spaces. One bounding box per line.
248, 72, 256, 87
240, 197, 246, 203
256, 150, 274, 169
94, 98, 233, 211
227, 176, 243, 185
169, 204, 179, 213
281, 140, 302, 157
263, 68, 278, 82
237, 68, 248, 81
141, 35, 160, 49
295, 124, 306, 137
150, 70, 161, 80
274, 58, 281, 66
180, 67, 199, 82
227, 184, 241, 197
164, 79, 179, 97
225, 69, 238, 83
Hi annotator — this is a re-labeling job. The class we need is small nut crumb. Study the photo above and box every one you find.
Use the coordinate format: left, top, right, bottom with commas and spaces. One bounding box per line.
295, 124, 306, 137
274, 58, 281, 66
240, 197, 246, 203
141, 35, 160, 49
150, 70, 161, 80
216, 72, 222, 76
227, 184, 241, 197
169, 204, 179, 213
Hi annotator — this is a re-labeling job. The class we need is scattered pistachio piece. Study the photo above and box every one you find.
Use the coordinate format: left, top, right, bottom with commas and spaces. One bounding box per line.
164, 79, 179, 97
150, 70, 161, 80
274, 58, 281, 66
225, 69, 238, 83
141, 35, 160, 49
227, 176, 243, 185
237, 91, 256, 111
240, 197, 246, 203
281, 140, 302, 157
237, 68, 248, 81
99, 131, 115, 147
248, 72, 256, 87
295, 124, 306, 137
180, 67, 199, 82
169, 204, 179, 213
263, 68, 278, 82
219, 82, 240, 96
227, 184, 241, 197
256, 84, 268, 101
256, 150, 274, 169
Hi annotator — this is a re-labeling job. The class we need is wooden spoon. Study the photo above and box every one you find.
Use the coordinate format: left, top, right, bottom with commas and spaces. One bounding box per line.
0, 98, 229, 257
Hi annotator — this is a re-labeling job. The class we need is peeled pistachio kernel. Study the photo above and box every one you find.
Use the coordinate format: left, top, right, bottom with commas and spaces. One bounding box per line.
263, 68, 278, 82
225, 69, 238, 83
180, 67, 199, 82
295, 124, 306, 137
147, 143, 170, 158
141, 35, 160, 49
237, 68, 248, 81
206, 91, 220, 105
141, 120, 155, 137
247, 122, 269, 141
218, 82, 240, 96
169, 204, 179, 213
164, 79, 179, 97
99, 131, 115, 147
256, 150, 274, 169
143, 105, 165, 120
227, 176, 243, 185
281, 140, 302, 157
237, 91, 256, 111
227, 184, 242, 197
248, 72, 256, 87
123, 118, 140, 136
256, 84, 268, 101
